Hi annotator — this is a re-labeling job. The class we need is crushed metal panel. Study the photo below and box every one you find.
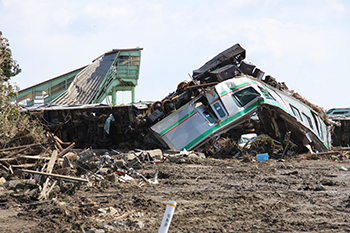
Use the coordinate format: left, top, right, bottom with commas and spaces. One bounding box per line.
258, 102, 330, 153
236, 76, 332, 153
262, 77, 329, 152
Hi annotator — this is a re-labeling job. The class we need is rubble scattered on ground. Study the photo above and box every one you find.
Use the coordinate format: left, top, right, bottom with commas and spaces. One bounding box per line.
1, 134, 350, 231
0, 135, 210, 206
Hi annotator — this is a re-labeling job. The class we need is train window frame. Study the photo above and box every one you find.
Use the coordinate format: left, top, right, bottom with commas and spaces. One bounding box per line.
258, 86, 275, 101
231, 87, 260, 107
212, 101, 227, 118
311, 111, 321, 137
193, 97, 218, 125
331, 111, 349, 115
202, 110, 216, 124
290, 104, 302, 122
302, 112, 314, 130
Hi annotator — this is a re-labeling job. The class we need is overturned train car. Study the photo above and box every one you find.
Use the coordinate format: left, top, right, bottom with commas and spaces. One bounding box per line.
27, 104, 151, 149
150, 44, 332, 153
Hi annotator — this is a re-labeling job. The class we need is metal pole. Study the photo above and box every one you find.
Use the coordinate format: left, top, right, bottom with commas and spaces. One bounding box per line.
112, 86, 117, 105
131, 86, 136, 103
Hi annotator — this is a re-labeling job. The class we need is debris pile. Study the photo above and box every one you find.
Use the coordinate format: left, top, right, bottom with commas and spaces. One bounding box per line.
0, 135, 209, 203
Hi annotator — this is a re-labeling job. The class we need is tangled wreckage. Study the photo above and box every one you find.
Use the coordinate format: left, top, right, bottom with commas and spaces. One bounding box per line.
26, 43, 334, 156
149, 44, 332, 154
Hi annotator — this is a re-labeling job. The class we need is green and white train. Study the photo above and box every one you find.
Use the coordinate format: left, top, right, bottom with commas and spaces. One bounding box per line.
150, 44, 332, 153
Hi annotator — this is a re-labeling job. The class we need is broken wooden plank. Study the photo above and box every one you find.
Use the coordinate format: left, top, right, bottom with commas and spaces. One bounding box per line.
58, 142, 75, 157
17, 155, 50, 160
39, 150, 58, 200
46, 180, 57, 197
0, 142, 50, 152
54, 135, 72, 146
54, 136, 64, 144
63, 156, 73, 169
5, 147, 31, 158
0, 163, 9, 173
47, 150, 58, 174
55, 141, 63, 152
313, 151, 342, 156
11, 164, 37, 168
39, 179, 50, 200
0, 155, 64, 163
18, 169, 89, 183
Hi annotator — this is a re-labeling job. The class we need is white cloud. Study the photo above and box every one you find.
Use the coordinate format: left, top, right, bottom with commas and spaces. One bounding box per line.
1, 0, 350, 109
83, 4, 136, 19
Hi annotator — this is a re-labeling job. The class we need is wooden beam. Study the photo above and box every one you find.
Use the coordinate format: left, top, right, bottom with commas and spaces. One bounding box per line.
47, 150, 58, 174
0, 142, 50, 152
11, 164, 37, 168
39, 150, 58, 200
0, 155, 63, 163
19, 169, 89, 183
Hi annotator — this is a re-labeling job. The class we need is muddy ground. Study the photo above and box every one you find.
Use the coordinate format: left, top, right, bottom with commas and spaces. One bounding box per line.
1, 153, 350, 232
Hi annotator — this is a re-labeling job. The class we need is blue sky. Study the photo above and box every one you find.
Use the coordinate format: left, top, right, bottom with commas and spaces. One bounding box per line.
1, 0, 350, 109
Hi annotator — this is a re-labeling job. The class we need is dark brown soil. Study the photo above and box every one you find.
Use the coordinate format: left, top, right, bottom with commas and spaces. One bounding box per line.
1, 157, 350, 232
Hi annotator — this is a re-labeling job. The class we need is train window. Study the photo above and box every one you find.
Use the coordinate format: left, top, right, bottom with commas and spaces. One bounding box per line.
194, 97, 218, 124
311, 112, 324, 140
311, 111, 321, 136
319, 124, 324, 140
290, 104, 302, 122
331, 111, 348, 115
302, 113, 314, 130
213, 102, 226, 118
232, 87, 260, 107
203, 110, 216, 124
258, 87, 275, 100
